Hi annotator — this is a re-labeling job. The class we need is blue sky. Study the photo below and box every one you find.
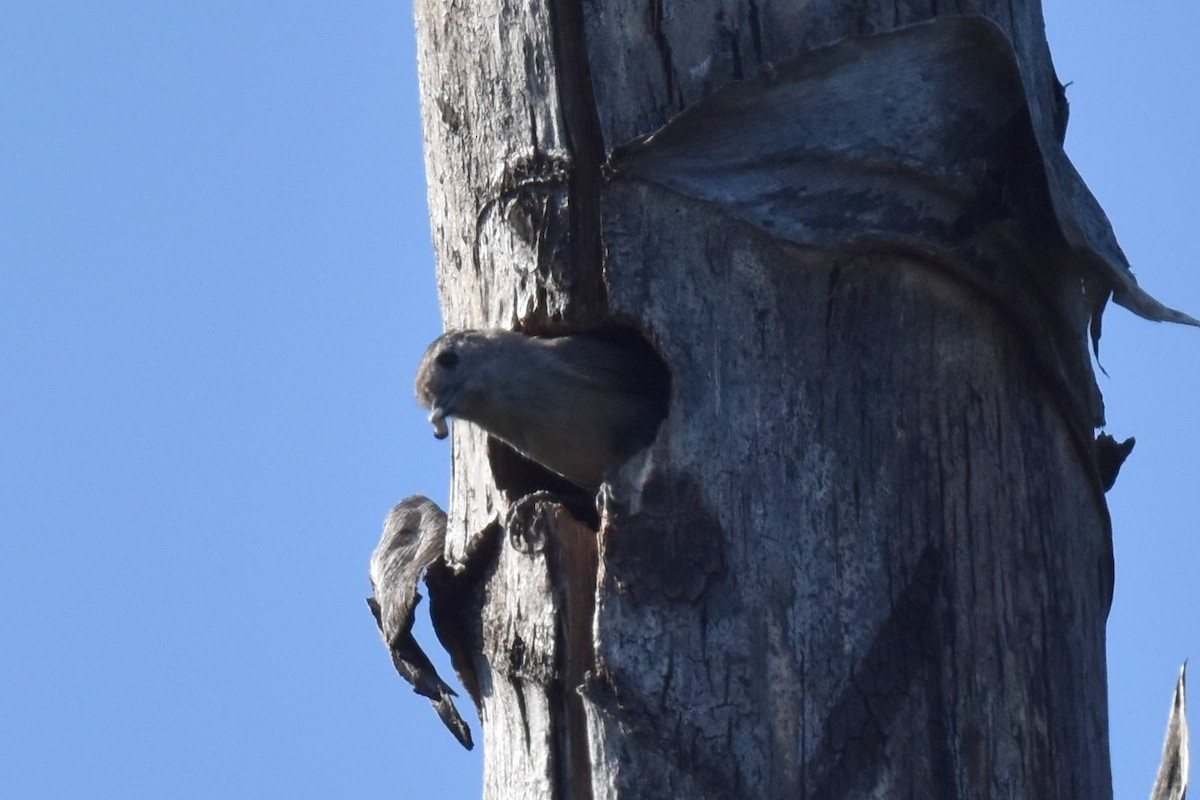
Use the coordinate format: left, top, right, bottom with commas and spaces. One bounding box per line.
1, 3, 1194, 798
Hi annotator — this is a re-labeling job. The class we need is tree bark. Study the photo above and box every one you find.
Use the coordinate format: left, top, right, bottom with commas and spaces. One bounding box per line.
407, 2, 1158, 797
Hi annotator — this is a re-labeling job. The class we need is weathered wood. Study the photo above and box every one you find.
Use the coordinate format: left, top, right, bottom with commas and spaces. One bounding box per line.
593, 190, 1112, 797
1149, 663, 1189, 800
404, 1, 1182, 797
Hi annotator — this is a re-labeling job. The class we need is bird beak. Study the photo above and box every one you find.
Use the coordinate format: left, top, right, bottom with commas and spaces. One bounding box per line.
429, 407, 449, 439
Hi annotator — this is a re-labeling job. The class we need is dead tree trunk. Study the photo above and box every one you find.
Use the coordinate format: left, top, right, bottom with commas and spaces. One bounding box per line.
410, 2, 1193, 797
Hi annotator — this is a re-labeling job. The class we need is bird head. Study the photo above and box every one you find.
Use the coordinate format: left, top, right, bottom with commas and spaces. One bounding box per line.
413, 330, 520, 439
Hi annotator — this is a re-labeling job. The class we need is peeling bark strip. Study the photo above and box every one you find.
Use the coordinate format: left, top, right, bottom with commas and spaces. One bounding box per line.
609, 15, 1197, 441
409, 1, 1192, 797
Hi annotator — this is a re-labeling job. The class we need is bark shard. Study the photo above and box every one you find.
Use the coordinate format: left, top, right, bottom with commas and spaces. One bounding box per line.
1150, 662, 1189, 800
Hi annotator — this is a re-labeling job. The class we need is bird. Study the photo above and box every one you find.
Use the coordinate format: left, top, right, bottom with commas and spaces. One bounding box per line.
413, 329, 669, 490
367, 495, 473, 749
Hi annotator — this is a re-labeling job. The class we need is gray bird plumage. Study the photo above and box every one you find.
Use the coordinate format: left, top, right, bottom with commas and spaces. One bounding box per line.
414, 329, 668, 490
367, 496, 472, 749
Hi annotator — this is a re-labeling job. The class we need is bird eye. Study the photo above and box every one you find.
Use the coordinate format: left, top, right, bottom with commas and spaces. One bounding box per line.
435, 350, 459, 369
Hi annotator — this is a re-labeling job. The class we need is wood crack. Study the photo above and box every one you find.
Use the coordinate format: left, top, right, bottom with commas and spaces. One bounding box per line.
547, 0, 607, 318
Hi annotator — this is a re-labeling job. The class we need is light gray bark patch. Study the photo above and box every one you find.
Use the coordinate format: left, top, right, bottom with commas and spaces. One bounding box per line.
476, 152, 571, 275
